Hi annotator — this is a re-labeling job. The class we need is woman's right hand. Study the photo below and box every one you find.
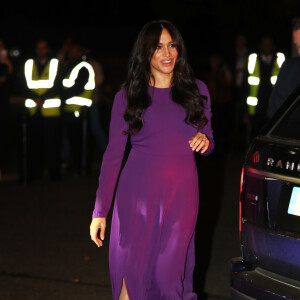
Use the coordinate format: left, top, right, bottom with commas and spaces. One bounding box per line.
90, 217, 106, 247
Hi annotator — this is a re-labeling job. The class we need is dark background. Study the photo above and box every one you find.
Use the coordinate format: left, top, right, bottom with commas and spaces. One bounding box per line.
1, 0, 299, 53
1, 0, 300, 97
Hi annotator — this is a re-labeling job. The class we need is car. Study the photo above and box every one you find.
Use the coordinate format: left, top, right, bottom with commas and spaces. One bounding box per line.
230, 85, 300, 300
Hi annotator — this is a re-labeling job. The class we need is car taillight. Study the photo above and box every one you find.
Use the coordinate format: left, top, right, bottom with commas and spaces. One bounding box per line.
239, 167, 245, 235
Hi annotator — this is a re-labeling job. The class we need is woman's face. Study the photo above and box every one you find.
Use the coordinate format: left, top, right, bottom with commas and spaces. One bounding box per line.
150, 28, 178, 77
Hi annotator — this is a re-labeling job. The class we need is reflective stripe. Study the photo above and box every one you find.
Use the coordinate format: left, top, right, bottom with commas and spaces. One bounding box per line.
25, 99, 37, 108
24, 58, 58, 89
65, 96, 92, 107
62, 61, 95, 90
247, 97, 258, 106
276, 52, 285, 68
43, 99, 61, 108
25, 98, 61, 108
248, 53, 257, 74
248, 76, 260, 85
271, 76, 277, 85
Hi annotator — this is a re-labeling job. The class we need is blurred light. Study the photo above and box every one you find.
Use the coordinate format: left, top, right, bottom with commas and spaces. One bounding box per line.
271, 76, 277, 85
248, 76, 260, 85
276, 52, 285, 68
66, 97, 92, 107
74, 111, 80, 118
25, 99, 36, 108
247, 97, 258, 106
248, 53, 257, 74
43, 99, 61, 108
9, 49, 20, 57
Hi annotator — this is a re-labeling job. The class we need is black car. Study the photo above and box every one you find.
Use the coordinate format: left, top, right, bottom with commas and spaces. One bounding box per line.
230, 86, 300, 300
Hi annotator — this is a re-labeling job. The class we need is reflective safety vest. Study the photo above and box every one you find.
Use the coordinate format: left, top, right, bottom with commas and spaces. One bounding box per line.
24, 58, 61, 117
247, 52, 285, 115
62, 61, 95, 117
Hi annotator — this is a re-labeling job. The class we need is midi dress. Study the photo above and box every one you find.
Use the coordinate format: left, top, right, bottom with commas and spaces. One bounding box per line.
92, 79, 214, 300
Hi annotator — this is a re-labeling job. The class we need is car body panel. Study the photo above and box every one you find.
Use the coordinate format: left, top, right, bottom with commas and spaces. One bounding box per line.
231, 258, 300, 300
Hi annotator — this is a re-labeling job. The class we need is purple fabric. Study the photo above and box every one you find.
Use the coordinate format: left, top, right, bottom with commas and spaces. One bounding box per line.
93, 79, 214, 300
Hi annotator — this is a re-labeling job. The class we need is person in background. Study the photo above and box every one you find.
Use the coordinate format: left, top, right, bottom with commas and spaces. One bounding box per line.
23, 39, 62, 182
60, 39, 95, 175
267, 17, 300, 119
206, 52, 233, 154
291, 17, 300, 57
83, 45, 108, 159
0, 38, 13, 181
56, 36, 73, 68
232, 34, 249, 152
246, 35, 285, 139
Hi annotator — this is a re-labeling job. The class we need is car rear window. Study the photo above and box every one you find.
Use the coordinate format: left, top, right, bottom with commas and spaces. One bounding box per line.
269, 96, 300, 141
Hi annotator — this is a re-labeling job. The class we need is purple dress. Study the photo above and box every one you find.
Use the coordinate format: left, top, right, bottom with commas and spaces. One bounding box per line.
92, 79, 214, 300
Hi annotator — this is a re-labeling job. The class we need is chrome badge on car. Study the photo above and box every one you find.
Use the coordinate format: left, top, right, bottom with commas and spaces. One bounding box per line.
267, 158, 300, 172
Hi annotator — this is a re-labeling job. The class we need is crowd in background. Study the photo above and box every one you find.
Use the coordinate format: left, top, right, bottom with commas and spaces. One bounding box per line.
0, 20, 299, 182
202, 18, 300, 155
0, 36, 111, 183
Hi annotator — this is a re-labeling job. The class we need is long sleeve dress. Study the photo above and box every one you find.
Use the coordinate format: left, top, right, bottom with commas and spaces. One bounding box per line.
92, 79, 214, 300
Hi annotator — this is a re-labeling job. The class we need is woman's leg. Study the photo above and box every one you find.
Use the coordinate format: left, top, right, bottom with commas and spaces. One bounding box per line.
118, 278, 129, 300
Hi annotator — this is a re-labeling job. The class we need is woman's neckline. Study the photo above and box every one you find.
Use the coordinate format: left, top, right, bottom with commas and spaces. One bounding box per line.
148, 85, 172, 90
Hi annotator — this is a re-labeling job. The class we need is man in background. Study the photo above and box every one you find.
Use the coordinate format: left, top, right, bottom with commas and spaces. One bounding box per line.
23, 39, 62, 182
246, 35, 285, 138
267, 17, 300, 119
60, 39, 95, 175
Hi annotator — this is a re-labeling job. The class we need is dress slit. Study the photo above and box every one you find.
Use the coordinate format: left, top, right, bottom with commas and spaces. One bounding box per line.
117, 275, 132, 300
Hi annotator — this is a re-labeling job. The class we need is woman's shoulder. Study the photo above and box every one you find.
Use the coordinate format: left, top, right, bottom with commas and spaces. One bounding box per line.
114, 86, 128, 101
194, 78, 209, 96
112, 86, 127, 110
115, 86, 127, 99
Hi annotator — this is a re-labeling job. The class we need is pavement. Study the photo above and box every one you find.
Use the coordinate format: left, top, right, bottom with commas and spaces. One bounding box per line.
0, 147, 244, 300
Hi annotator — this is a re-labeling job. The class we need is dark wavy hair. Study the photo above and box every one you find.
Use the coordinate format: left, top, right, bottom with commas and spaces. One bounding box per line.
123, 20, 208, 134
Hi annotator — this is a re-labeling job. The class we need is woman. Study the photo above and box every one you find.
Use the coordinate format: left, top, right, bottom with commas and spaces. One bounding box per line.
90, 20, 214, 300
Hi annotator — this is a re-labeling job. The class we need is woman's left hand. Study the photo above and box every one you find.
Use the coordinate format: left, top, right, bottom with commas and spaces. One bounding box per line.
189, 132, 210, 154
